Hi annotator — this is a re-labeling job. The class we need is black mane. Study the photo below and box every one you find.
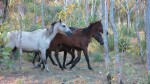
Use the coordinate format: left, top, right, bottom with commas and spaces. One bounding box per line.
51, 22, 57, 27
82, 23, 93, 34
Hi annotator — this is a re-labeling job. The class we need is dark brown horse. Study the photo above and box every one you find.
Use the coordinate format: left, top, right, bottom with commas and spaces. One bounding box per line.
34, 21, 104, 70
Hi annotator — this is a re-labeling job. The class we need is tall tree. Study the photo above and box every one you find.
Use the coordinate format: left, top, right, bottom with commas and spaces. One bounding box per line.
17, 4, 26, 70
85, 0, 89, 25
110, 0, 123, 83
41, 0, 45, 29
135, 0, 144, 63
145, 0, 150, 83
101, 0, 111, 83
0, 1, 3, 25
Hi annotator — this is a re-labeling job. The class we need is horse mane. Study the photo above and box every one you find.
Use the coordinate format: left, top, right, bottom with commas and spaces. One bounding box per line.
82, 21, 102, 34
82, 23, 93, 34
46, 21, 58, 37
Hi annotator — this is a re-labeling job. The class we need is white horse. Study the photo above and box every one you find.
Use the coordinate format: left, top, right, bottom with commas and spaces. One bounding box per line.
6, 20, 72, 71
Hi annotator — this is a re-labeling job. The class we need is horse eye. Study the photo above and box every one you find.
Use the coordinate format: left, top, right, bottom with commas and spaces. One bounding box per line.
62, 25, 66, 27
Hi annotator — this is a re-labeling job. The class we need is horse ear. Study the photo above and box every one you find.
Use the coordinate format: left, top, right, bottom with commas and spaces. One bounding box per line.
59, 19, 62, 23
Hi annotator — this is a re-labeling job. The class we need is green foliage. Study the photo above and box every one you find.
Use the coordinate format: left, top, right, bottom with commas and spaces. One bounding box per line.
0, 47, 12, 71
23, 53, 34, 62
92, 52, 104, 62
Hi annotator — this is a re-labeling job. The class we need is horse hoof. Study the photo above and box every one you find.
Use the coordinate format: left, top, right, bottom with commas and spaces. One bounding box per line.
63, 66, 67, 69
54, 64, 57, 66
66, 63, 71, 66
89, 67, 94, 70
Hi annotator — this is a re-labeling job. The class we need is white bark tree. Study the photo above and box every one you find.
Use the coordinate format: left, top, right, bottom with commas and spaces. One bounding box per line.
145, 0, 150, 82
101, 0, 111, 83
41, 0, 45, 29
135, 0, 144, 63
85, 0, 89, 25
17, 4, 26, 70
125, 0, 131, 28
110, 0, 123, 83
0, 1, 3, 25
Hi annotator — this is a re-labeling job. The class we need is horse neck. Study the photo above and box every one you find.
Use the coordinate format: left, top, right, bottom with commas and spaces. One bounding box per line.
48, 27, 58, 40
83, 26, 95, 39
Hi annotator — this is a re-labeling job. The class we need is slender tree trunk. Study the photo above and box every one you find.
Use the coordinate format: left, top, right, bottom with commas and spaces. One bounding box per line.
3, 0, 8, 20
0, 1, 3, 25
110, 0, 123, 83
85, 0, 89, 25
91, 0, 94, 18
146, 0, 150, 83
135, 0, 144, 64
63, 0, 67, 11
125, 0, 130, 28
17, 4, 26, 70
34, 0, 37, 24
118, 0, 121, 28
41, 0, 45, 29
102, 0, 111, 83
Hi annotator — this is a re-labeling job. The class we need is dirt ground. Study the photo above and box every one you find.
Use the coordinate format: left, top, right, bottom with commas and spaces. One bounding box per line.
0, 52, 148, 84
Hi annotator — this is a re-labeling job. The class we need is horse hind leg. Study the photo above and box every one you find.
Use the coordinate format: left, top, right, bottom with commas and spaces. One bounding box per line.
69, 50, 81, 70
66, 49, 75, 66
55, 50, 64, 70
47, 51, 57, 66
63, 51, 67, 69
11, 47, 17, 71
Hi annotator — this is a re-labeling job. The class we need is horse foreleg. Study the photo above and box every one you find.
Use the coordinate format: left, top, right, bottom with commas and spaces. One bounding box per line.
63, 51, 67, 69
47, 51, 57, 66
55, 50, 64, 70
32, 52, 39, 67
66, 49, 75, 66
69, 50, 81, 70
37, 50, 49, 71
83, 49, 93, 70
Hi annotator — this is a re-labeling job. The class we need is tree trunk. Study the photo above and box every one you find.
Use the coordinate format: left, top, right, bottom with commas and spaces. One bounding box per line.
118, 0, 121, 28
110, 0, 123, 83
3, 0, 8, 20
85, 0, 89, 25
0, 1, 3, 25
41, 0, 45, 29
91, 0, 94, 18
135, 0, 144, 64
146, 0, 150, 83
125, 0, 130, 28
63, 0, 67, 11
101, 0, 111, 83
17, 4, 26, 71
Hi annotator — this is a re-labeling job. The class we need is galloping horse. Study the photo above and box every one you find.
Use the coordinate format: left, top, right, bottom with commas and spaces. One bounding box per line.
32, 27, 104, 70
5, 20, 72, 71
33, 20, 105, 70
51, 20, 104, 70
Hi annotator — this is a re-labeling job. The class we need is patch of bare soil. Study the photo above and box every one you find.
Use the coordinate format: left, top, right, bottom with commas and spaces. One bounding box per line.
0, 52, 147, 84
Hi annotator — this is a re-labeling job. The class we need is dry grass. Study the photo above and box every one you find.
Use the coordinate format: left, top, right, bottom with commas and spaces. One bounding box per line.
0, 52, 148, 84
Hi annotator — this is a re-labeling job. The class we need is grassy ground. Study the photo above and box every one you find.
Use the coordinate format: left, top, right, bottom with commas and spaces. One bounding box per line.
0, 52, 148, 84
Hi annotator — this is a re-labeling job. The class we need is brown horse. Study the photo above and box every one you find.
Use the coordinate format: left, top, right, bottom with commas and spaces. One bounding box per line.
34, 20, 105, 70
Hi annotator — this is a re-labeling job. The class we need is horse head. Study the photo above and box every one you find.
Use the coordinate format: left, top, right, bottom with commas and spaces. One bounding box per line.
51, 19, 72, 36
93, 32, 104, 45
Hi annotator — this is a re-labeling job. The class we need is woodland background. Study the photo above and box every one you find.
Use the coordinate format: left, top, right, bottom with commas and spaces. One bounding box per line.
0, 0, 149, 84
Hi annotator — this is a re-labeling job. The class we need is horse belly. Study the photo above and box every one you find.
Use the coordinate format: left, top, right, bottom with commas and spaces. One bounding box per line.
16, 35, 39, 52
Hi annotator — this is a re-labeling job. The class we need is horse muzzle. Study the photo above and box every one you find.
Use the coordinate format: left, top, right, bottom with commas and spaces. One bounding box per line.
66, 31, 72, 36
